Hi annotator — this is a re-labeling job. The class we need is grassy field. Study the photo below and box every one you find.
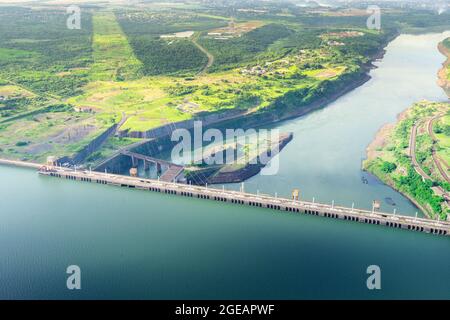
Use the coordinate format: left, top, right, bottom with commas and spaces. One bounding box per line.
67, 9, 372, 134
0, 110, 104, 162
90, 11, 143, 81
0, 6, 394, 161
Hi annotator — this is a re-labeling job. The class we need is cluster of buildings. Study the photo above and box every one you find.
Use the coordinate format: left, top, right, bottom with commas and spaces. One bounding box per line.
322, 31, 364, 39
327, 40, 345, 46
240, 65, 267, 76
240, 59, 292, 77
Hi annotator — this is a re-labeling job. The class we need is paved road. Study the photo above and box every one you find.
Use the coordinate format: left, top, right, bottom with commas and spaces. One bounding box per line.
192, 36, 214, 75
427, 114, 450, 183
410, 119, 449, 205
409, 122, 433, 180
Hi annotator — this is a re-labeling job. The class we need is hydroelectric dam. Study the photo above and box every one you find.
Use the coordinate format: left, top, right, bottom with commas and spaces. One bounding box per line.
0, 159, 450, 236
30, 162, 450, 237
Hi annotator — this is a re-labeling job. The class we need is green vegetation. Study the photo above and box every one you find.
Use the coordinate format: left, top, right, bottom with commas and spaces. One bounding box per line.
90, 12, 143, 81
364, 102, 449, 219
198, 24, 293, 71
117, 10, 227, 76
434, 113, 450, 166
0, 7, 93, 98
130, 38, 207, 75
381, 161, 397, 173
0, 2, 449, 165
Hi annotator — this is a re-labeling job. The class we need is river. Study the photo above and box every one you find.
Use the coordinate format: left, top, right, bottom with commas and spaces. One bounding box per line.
0, 32, 449, 299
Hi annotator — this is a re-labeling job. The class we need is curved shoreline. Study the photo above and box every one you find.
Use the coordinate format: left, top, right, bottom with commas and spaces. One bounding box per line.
363, 108, 432, 218
363, 35, 450, 219
235, 33, 400, 129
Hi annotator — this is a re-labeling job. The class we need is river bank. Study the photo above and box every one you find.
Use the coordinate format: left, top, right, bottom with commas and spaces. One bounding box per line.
120, 32, 399, 140
215, 32, 398, 131
94, 33, 398, 174
363, 34, 450, 220
0, 158, 42, 170
363, 101, 450, 219
363, 106, 431, 218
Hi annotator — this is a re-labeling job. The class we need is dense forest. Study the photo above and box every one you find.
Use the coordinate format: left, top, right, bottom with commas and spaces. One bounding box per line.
0, 7, 93, 98
129, 37, 207, 75
198, 24, 293, 71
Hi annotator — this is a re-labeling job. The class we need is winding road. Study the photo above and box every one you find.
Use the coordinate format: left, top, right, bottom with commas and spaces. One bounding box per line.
427, 114, 450, 183
191, 36, 214, 75
409, 121, 433, 180
409, 117, 449, 204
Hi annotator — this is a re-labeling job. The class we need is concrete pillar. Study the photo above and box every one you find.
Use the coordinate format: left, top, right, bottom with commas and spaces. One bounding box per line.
156, 163, 162, 174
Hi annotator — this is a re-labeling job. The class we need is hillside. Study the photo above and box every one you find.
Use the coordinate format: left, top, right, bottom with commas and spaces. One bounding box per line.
0, 3, 449, 165
364, 101, 450, 220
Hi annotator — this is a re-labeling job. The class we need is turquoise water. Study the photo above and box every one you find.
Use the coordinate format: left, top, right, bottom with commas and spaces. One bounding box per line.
1, 32, 450, 299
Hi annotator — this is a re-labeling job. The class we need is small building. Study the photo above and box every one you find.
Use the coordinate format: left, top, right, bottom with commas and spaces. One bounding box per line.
74, 106, 96, 113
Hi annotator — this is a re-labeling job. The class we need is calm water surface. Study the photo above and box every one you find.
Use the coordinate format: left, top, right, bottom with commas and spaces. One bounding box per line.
0, 32, 449, 299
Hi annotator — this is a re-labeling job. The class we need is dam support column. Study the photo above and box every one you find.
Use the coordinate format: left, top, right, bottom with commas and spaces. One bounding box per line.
156, 163, 162, 175
131, 156, 138, 167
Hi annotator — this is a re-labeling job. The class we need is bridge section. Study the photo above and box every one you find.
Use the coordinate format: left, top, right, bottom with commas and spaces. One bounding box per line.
119, 150, 184, 182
